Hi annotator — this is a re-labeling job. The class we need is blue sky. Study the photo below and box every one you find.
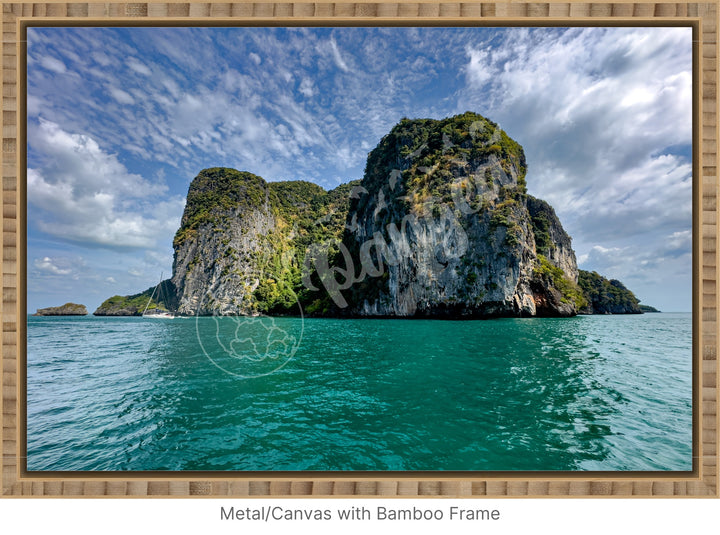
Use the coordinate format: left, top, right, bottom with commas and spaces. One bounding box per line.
26, 26, 692, 313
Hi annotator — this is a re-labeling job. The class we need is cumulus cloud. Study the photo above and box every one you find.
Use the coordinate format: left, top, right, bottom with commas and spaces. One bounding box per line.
461, 28, 691, 213
34, 256, 72, 276
30, 255, 92, 285
28, 119, 184, 250
298, 78, 316, 98
465, 48, 496, 86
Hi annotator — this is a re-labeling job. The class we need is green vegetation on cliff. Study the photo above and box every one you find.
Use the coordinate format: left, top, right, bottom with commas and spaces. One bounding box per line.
528, 201, 553, 256
577, 270, 642, 314
174, 168, 268, 248
260, 180, 361, 315
360, 112, 527, 215
94, 281, 174, 316
254, 180, 359, 314
534, 255, 588, 310
269, 179, 358, 253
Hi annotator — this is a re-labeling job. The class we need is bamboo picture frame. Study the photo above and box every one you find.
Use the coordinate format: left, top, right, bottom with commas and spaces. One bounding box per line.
1, 1, 717, 497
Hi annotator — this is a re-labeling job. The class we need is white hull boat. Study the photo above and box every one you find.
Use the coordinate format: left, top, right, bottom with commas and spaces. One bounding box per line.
142, 272, 176, 319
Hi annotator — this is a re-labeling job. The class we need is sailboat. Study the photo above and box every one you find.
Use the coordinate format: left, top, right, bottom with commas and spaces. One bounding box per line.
142, 272, 175, 319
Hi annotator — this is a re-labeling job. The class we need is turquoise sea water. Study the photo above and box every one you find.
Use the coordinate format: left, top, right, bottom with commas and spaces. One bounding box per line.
27, 313, 692, 471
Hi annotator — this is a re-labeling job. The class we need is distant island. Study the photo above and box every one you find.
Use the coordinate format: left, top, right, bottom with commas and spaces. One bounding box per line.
95, 112, 656, 318
34, 303, 88, 316
577, 271, 648, 315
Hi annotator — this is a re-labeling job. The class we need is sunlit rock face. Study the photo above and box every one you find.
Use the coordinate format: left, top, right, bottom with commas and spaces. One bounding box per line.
338, 112, 581, 318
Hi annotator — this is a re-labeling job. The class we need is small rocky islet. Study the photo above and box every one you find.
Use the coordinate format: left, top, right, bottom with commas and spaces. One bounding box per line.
34, 303, 88, 316
94, 112, 652, 318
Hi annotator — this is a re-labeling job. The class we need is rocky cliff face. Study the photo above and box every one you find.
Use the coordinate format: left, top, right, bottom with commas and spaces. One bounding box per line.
171, 169, 276, 315
527, 196, 577, 282
170, 167, 355, 315
330, 113, 583, 317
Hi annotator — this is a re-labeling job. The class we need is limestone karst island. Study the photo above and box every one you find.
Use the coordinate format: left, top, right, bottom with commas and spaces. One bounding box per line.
94, 112, 649, 318
33, 303, 88, 316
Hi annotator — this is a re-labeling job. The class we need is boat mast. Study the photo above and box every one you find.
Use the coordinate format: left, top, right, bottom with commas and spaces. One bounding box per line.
142, 272, 163, 315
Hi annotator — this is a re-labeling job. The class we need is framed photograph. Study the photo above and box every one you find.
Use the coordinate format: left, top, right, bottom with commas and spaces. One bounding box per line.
1, 1, 717, 497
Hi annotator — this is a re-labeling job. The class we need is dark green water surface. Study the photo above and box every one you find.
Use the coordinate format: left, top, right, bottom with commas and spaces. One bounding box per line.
27, 313, 691, 471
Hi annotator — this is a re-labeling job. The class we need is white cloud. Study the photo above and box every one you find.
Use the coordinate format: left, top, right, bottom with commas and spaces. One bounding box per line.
328, 38, 349, 72
40, 56, 66, 74
249, 52, 261, 65
27, 95, 43, 117
34, 256, 72, 276
161, 77, 180, 98
92, 51, 112, 66
463, 28, 691, 174
666, 230, 692, 252
105, 276, 117, 283
28, 119, 184, 250
281, 70, 294, 84
556, 153, 692, 244
298, 78, 316, 98
127, 57, 152, 76
465, 47, 496, 86
171, 91, 229, 137
109, 87, 135, 105
31, 255, 91, 283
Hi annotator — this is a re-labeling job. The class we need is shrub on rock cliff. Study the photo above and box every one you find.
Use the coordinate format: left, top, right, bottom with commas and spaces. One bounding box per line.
578, 271, 642, 314
173, 168, 268, 248
534, 255, 587, 310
